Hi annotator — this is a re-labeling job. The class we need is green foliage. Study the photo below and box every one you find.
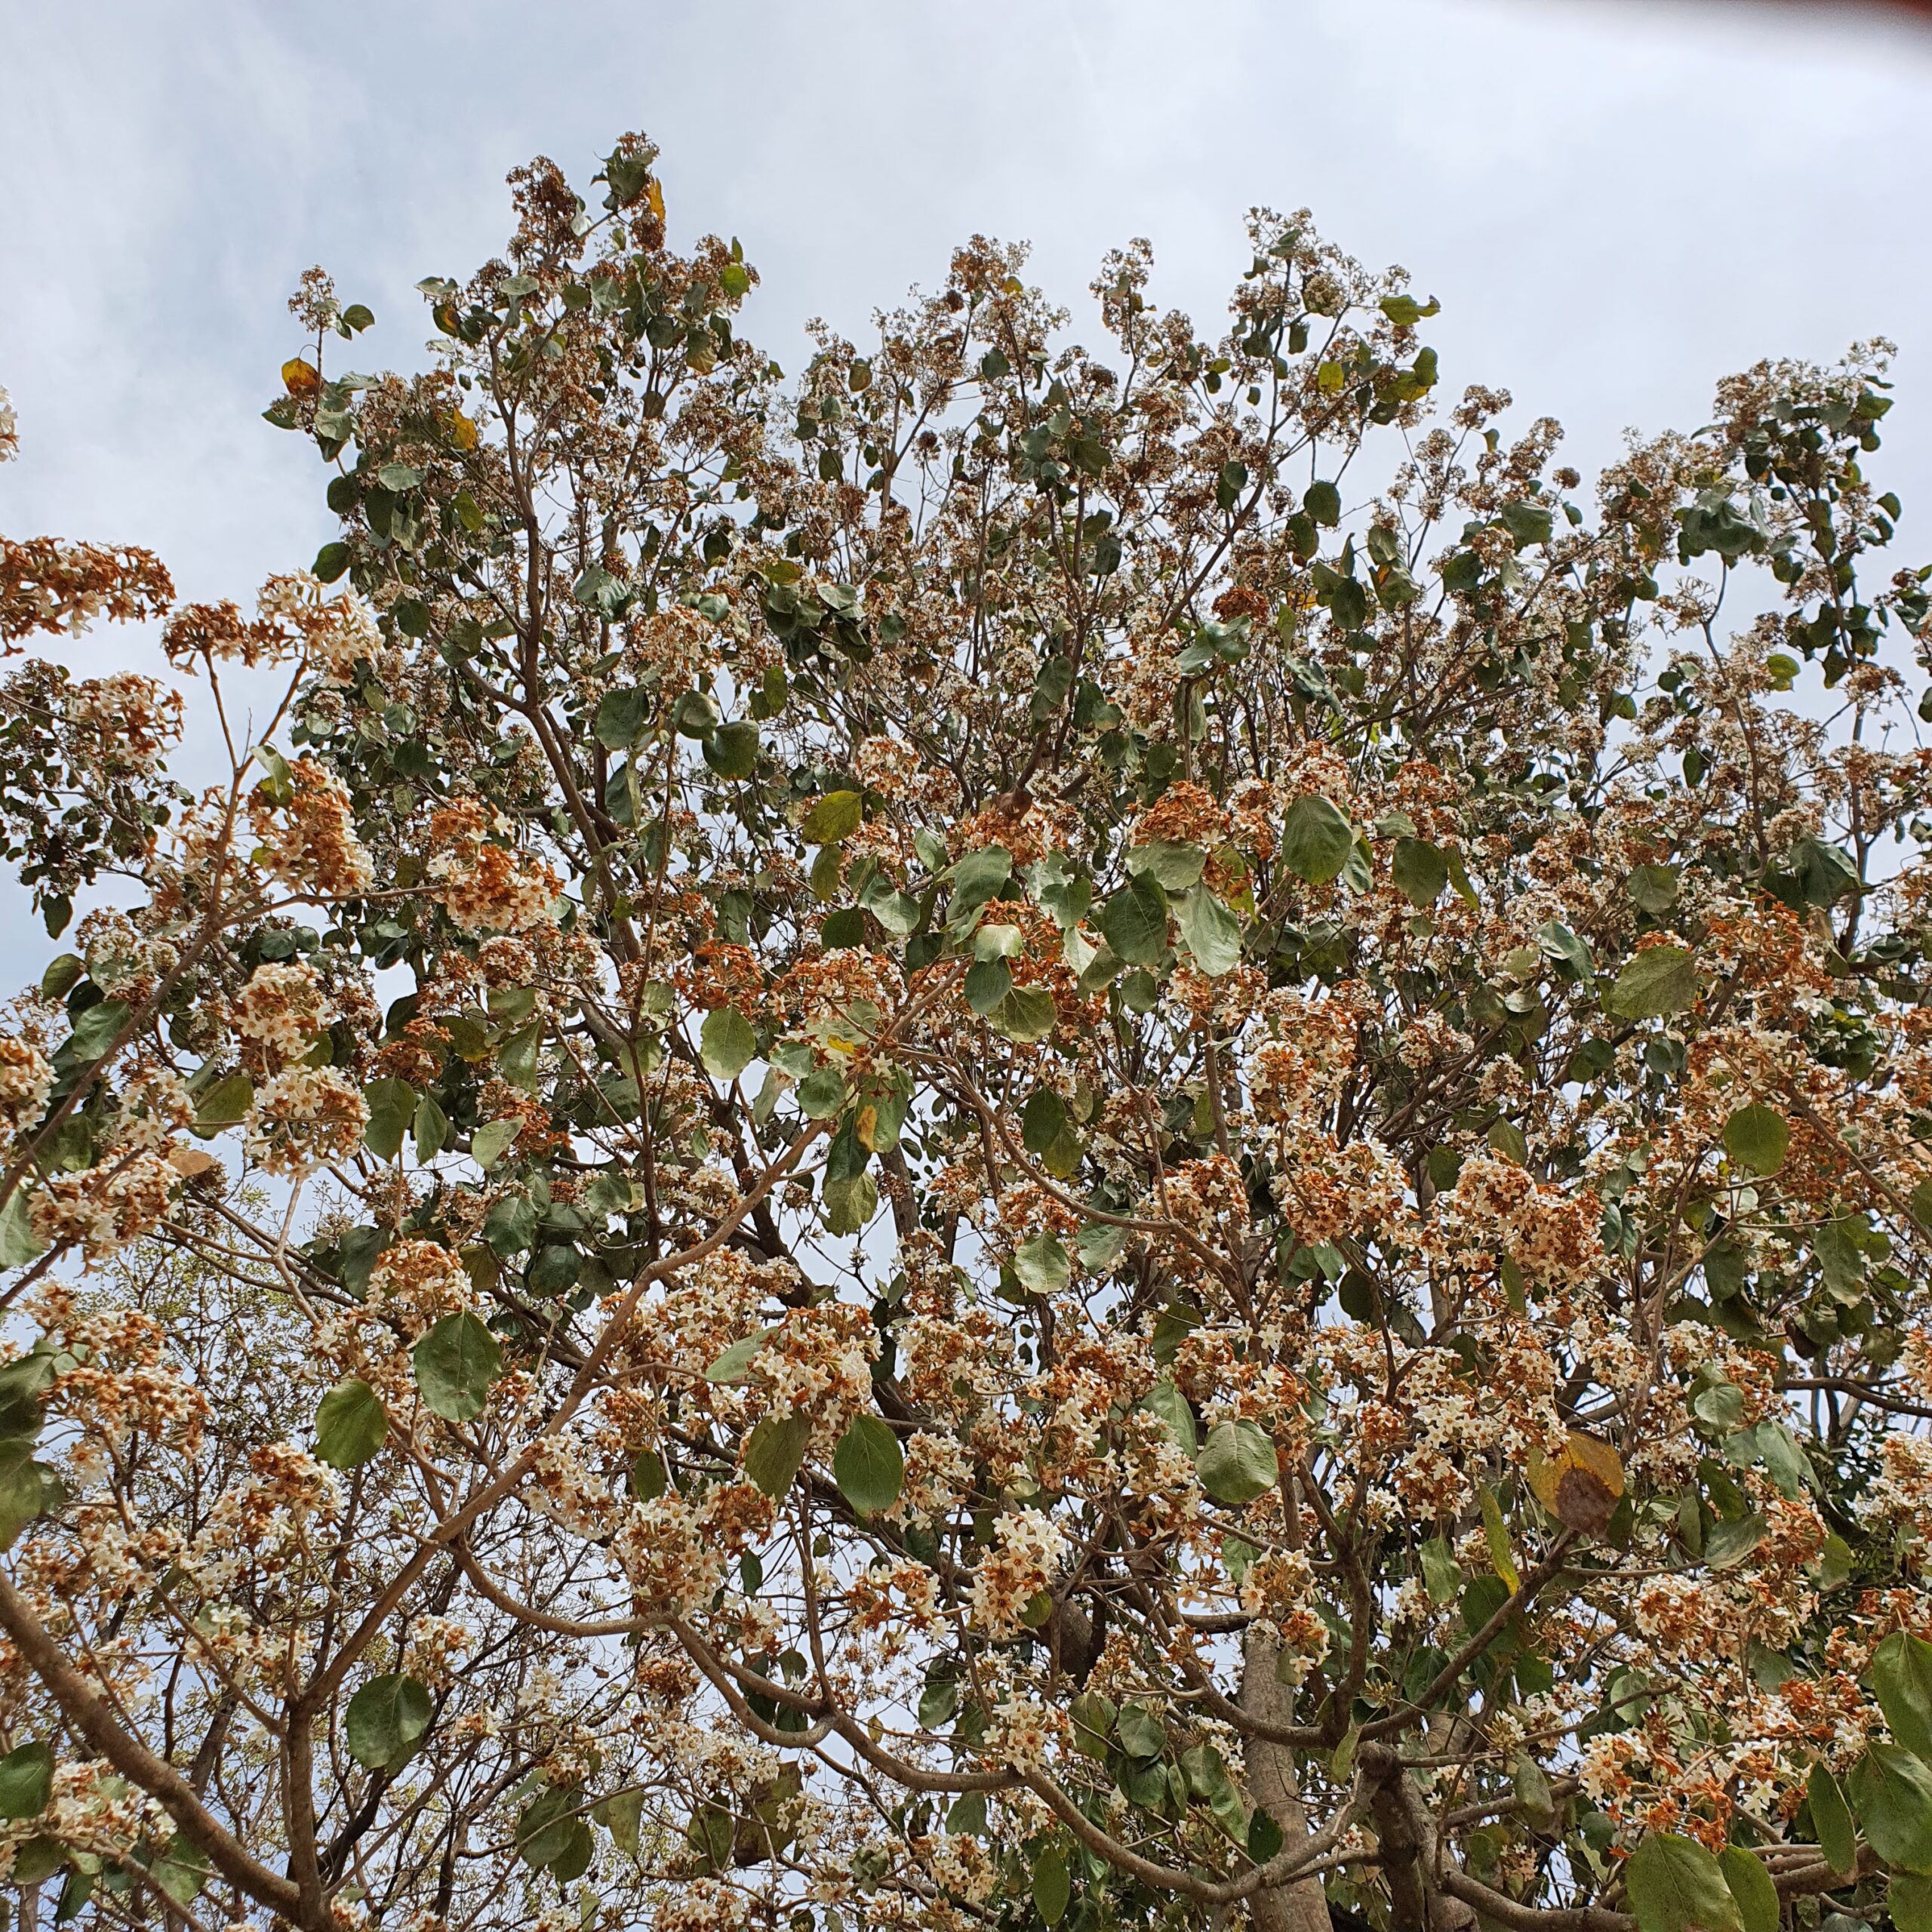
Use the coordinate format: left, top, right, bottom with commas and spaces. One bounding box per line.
411, 1312, 501, 1423
346, 1674, 432, 1772
832, 1414, 903, 1516
314, 1379, 389, 1469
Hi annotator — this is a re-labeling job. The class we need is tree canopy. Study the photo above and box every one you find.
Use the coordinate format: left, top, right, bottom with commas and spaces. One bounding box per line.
0, 134, 1930, 1932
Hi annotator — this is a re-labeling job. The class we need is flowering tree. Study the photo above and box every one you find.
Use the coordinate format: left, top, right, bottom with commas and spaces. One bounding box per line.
1, 135, 1930, 1932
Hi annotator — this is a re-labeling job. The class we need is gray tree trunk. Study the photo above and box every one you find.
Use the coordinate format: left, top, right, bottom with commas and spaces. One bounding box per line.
1241, 1625, 1334, 1932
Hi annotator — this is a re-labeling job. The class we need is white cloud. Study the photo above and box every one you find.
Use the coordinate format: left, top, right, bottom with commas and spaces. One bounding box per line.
2, 0, 1929, 969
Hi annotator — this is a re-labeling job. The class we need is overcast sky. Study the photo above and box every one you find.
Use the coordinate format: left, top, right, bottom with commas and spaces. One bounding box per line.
3, 0, 1932, 964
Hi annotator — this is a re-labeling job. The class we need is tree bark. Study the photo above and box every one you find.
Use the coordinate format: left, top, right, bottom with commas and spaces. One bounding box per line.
1241, 1625, 1333, 1932
0, 1573, 306, 1924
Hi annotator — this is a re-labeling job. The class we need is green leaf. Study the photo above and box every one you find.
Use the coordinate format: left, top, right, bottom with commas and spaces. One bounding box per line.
345, 1673, 431, 1771
1608, 946, 1699, 1020
38, 955, 82, 1004
1513, 1755, 1556, 1827
822, 1168, 878, 1234
1248, 1807, 1284, 1863
496, 1020, 543, 1091
1703, 1512, 1764, 1570
595, 687, 651, 749
471, 1118, 520, 1170
411, 1312, 501, 1423
802, 790, 863, 844
1070, 1690, 1115, 1758
918, 1673, 960, 1730
1624, 1831, 1745, 1932
593, 1786, 645, 1857
990, 985, 1057, 1042
1304, 479, 1341, 525
361, 1078, 417, 1161
0, 1355, 50, 1446
1076, 1222, 1127, 1272
1380, 292, 1440, 325
65, 999, 129, 1063
1875, 1631, 1932, 1763
192, 1072, 254, 1135
1537, 918, 1594, 977
977, 923, 1021, 964
858, 872, 921, 936
1420, 1537, 1460, 1604
1500, 500, 1554, 548
1097, 875, 1169, 967
412, 1091, 448, 1162
703, 718, 759, 779
1176, 886, 1241, 977
1140, 1379, 1196, 1456
11, 1838, 63, 1885
1722, 1105, 1788, 1177
149, 1834, 208, 1908
314, 1379, 389, 1469
0, 1192, 45, 1270
1126, 841, 1206, 891
963, 957, 1011, 1014
1729, 1420, 1810, 1500
1281, 795, 1354, 885
629, 1447, 667, 1500
1013, 1234, 1070, 1294
481, 1195, 537, 1263
1810, 1761, 1857, 1874
672, 689, 720, 739
705, 1327, 777, 1384
700, 1007, 757, 1081
521, 1788, 585, 1871
948, 845, 1013, 915
0, 1456, 52, 1549
795, 1067, 846, 1118
1115, 1703, 1165, 1759
1197, 1420, 1278, 1506
0, 1743, 52, 1819
1391, 838, 1447, 906
1718, 1847, 1778, 1932
1627, 863, 1681, 914
743, 1408, 811, 1498
1814, 1216, 1868, 1300
1032, 1844, 1070, 1926
1850, 1743, 1932, 1873
832, 1414, 903, 1517
1793, 834, 1859, 906
947, 1790, 987, 1836
1894, 1873, 1932, 1932
816, 903, 865, 950
1817, 1531, 1854, 1591
1021, 1088, 1067, 1157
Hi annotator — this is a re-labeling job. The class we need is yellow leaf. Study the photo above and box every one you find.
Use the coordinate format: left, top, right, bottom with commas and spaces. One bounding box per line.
281, 357, 320, 396
1526, 1432, 1625, 1534
646, 177, 666, 223
856, 1104, 879, 1152
448, 410, 478, 451
1479, 1483, 1519, 1592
